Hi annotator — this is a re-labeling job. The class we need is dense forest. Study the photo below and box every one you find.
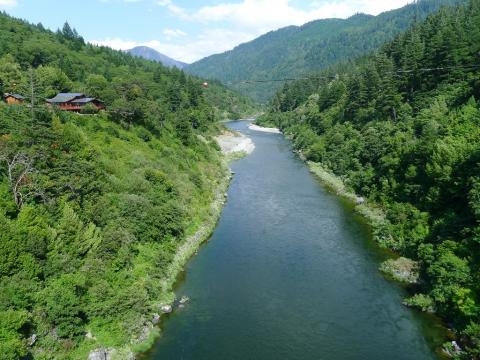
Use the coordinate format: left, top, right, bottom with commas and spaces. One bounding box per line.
258, 0, 480, 357
0, 13, 255, 121
187, 0, 465, 103
0, 12, 248, 360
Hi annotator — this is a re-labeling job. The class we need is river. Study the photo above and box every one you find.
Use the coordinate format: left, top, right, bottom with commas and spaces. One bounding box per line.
146, 120, 446, 360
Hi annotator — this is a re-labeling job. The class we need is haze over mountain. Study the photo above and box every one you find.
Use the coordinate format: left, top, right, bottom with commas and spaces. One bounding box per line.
128, 46, 188, 69
186, 0, 465, 103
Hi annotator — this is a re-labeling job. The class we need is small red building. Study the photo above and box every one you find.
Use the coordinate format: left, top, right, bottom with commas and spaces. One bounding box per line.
46, 93, 105, 111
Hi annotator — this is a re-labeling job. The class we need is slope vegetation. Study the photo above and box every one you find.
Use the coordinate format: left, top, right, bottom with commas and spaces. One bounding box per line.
0, 14, 236, 359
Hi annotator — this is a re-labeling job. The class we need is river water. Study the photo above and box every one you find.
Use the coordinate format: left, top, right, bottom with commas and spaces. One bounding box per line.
146, 120, 445, 360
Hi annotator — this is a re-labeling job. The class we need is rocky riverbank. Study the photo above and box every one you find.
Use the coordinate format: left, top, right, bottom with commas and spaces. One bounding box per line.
305, 162, 422, 286
87, 136, 246, 360
88, 168, 232, 360
215, 129, 255, 160
307, 162, 386, 228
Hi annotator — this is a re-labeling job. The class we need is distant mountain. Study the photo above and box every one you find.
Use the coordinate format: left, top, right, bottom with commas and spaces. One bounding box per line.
186, 0, 466, 103
128, 46, 188, 69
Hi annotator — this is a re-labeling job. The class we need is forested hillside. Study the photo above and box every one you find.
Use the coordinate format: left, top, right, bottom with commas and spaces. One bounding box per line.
187, 0, 465, 103
0, 14, 254, 121
258, 0, 480, 357
0, 12, 241, 360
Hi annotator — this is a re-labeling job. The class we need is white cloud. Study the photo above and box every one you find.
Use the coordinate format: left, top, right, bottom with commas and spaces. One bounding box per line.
89, 28, 253, 63
0, 0, 17, 7
156, 28, 254, 62
156, 0, 188, 18
199, 0, 411, 29
89, 38, 142, 50
163, 28, 187, 38
158, 0, 412, 33
98, 0, 145, 3
94, 0, 413, 63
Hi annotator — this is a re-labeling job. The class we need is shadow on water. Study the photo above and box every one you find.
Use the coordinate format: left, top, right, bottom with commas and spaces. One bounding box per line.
143, 120, 449, 360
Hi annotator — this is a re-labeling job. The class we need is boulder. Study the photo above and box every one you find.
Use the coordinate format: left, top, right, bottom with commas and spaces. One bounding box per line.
137, 325, 152, 343
125, 351, 136, 360
88, 348, 116, 360
452, 341, 462, 353
160, 304, 173, 314
442, 341, 462, 357
152, 313, 161, 325
28, 334, 37, 346
355, 196, 365, 205
379, 257, 419, 284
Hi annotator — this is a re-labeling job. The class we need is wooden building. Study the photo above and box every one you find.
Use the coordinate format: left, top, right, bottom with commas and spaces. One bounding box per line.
46, 93, 106, 111
3, 93, 25, 105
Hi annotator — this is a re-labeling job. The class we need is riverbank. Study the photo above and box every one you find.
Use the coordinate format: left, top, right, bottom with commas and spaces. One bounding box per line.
145, 119, 444, 360
306, 158, 456, 358
307, 161, 387, 229
122, 131, 256, 359
215, 129, 255, 160
86, 135, 246, 359
88, 165, 232, 360
306, 162, 425, 287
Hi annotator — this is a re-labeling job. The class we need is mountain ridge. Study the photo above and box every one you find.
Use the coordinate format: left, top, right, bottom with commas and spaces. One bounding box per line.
186, 0, 466, 102
128, 45, 188, 69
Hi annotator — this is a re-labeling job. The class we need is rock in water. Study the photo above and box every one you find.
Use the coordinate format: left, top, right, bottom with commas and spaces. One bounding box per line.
179, 296, 190, 304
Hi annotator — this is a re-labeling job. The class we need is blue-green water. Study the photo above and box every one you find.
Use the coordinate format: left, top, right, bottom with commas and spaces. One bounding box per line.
146, 120, 445, 360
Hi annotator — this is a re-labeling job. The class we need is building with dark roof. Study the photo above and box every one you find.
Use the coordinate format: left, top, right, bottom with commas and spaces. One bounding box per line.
46, 93, 106, 111
3, 93, 25, 105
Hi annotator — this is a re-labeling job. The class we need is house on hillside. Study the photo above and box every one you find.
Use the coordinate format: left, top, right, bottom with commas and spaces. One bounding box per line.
3, 93, 25, 105
46, 93, 106, 112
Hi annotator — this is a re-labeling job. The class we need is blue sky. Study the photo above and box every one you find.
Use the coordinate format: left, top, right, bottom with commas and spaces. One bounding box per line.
1, 0, 411, 63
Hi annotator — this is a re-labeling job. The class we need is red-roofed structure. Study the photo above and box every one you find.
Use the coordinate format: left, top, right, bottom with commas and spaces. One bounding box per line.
46, 93, 106, 111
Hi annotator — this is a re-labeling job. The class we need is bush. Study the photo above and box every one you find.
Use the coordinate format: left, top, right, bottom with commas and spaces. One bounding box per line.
404, 294, 435, 313
80, 103, 99, 114
0, 310, 30, 359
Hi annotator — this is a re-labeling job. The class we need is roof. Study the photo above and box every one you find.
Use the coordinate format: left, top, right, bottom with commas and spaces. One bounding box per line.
47, 93, 85, 103
71, 97, 97, 104
4, 93, 25, 100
